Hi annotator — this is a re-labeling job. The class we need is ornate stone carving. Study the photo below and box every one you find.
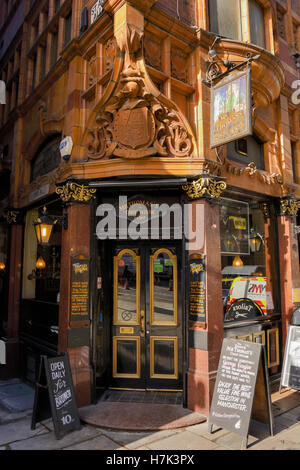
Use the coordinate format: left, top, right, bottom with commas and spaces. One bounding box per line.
83, 22, 195, 161
226, 160, 283, 186
38, 101, 64, 137
56, 182, 96, 203
105, 39, 116, 73
171, 48, 187, 83
144, 35, 161, 70
182, 176, 227, 200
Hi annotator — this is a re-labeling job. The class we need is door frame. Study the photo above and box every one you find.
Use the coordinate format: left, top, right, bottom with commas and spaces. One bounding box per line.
95, 239, 186, 393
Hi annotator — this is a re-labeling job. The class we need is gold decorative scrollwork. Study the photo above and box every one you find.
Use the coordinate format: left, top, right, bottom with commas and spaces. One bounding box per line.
56, 182, 96, 203
280, 198, 300, 216
3, 210, 19, 224
182, 177, 227, 200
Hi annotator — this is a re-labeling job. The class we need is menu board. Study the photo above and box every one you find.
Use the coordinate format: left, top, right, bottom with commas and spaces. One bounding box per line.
188, 258, 206, 323
208, 339, 273, 448
70, 257, 90, 321
280, 326, 300, 391
31, 353, 81, 440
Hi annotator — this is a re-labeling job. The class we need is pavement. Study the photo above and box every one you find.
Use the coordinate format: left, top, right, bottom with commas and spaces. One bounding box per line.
1, 378, 300, 452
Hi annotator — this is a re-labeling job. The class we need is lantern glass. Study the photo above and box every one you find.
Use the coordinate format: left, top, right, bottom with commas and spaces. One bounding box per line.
232, 256, 244, 268
34, 222, 54, 245
36, 256, 46, 270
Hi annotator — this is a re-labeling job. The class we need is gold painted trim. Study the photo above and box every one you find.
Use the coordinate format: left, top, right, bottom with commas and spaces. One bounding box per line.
253, 331, 266, 345
267, 328, 280, 368
112, 336, 141, 379
150, 248, 178, 326
182, 177, 227, 199
113, 249, 140, 326
146, 389, 183, 392
236, 334, 251, 342
150, 336, 178, 380
56, 182, 96, 202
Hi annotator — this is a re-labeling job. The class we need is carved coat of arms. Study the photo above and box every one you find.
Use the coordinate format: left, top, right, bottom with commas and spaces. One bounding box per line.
83, 25, 196, 161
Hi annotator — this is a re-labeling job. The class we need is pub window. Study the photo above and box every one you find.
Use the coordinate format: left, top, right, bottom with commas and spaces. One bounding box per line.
249, 0, 266, 48
208, 0, 242, 41
20, 202, 62, 382
32, 53, 37, 90
40, 46, 46, 81
51, 30, 58, 67
220, 198, 280, 319
31, 135, 61, 182
227, 134, 265, 170
209, 0, 266, 48
55, 0, 60, 14
64, 11, 72, 46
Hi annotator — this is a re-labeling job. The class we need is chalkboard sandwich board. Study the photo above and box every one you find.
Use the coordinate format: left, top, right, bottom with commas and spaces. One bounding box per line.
208, 339, 274, 449
31, 352, 81, 440
280, 325, 300, 392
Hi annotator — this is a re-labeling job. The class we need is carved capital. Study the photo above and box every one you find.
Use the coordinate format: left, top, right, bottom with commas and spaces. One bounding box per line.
279, 197, 300, 217
56, 182, 97, 203
2, 210, 23, 225
182, 176, 227, 200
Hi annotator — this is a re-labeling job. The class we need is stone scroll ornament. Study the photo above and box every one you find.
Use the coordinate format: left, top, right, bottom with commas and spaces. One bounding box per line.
83, 26, 196, 160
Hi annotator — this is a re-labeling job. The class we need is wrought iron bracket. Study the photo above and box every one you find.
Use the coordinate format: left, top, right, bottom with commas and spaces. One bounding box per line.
202, 37, 260, 87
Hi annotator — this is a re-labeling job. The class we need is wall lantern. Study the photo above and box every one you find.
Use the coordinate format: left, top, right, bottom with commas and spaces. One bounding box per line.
36, 256, 46, 270
232, 256, 244, 268
0, 261, 5, 271
249, 229, 264, 253
33, 207, 68, 246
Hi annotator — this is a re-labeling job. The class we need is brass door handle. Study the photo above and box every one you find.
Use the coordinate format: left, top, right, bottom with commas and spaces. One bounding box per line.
140, 310, 145, 338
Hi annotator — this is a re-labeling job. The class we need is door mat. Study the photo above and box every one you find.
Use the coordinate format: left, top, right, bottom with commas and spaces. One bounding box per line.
79, 402, 206, 431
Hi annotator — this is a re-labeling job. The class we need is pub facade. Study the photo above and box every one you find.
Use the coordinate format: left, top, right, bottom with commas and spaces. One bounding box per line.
0, 0, 300, 417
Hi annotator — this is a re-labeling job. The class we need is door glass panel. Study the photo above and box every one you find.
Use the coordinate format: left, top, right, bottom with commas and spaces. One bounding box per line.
114, 250, 140, 324
151, 249, 177, 325
150, 337, 178, 379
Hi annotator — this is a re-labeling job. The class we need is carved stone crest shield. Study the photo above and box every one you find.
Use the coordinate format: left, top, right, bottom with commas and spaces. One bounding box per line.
112, 107, 155, 150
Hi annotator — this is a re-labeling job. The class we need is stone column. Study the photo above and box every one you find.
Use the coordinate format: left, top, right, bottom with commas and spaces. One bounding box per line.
277, 198, 300, 350
56, 182, 96, 408
2, 212, 24, 378
183, 176, 226, 416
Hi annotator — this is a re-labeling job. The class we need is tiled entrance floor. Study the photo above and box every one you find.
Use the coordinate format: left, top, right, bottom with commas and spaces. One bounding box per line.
98, 390, 183, 405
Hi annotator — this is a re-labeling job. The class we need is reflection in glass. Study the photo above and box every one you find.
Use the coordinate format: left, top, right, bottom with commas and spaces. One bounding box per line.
116, 252, 137, 323
152, 251, 176, 324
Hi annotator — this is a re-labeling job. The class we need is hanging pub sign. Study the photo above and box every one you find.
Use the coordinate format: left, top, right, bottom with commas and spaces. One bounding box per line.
70, 256, 90, 322
31, 353, 81, 440
280, 325, 300, 392
208, 339, 274, 449
188, 257, 206, 323
210, 68, 252, 149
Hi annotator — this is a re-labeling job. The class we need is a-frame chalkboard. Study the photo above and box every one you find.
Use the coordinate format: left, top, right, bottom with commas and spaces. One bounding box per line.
31, 352, 81, 440
208, 339, 274, 449
280, 325, 300, 393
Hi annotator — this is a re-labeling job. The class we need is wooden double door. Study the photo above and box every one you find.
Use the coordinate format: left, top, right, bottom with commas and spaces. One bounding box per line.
110, 243, 183, 391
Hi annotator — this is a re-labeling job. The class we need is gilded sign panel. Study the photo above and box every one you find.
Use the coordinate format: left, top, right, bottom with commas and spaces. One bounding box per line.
210, 68, 252, 148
